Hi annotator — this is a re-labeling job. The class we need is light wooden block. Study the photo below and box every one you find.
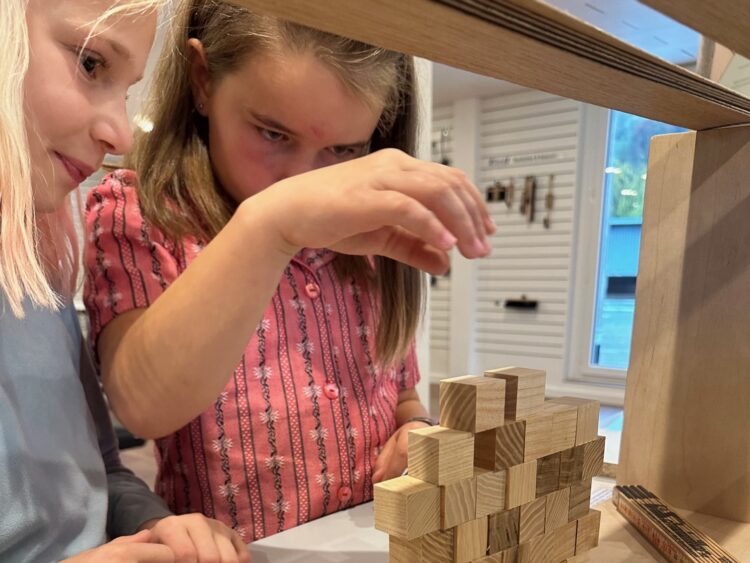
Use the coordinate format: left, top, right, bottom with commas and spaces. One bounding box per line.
475, 420, 525, 471
441, 476, 476, 529
559, 446, 584, 488
408, 426, 474, 485
548, 397, 600, 445
390, 535, 422, 562
475, 467, 506, 518
439, 375, 506, 433
575, 509, 601, 554
423, 528, 454, 562
474, 546, 518, 563
506, 460, 537, 509
568, 479, 592, 521
483, 367, 546, 421
488, 508, 519, 553
521, 410, 554, 462
535, 452, 561, 498
374, 475, 440, 539
454, 516, 489, 563
518, 520, 576, 563
519, 496, 546, 543
545, 488, 571, 532
541, 400, 578, 454
582, 436, 605, 480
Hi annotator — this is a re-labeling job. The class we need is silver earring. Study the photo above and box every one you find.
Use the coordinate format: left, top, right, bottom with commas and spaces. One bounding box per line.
198, 102, 205, 112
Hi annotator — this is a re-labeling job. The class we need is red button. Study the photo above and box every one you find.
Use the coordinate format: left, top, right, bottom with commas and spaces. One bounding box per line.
305, 282, 320, 299
323, 383, 339, 400
338, 486, 352, 503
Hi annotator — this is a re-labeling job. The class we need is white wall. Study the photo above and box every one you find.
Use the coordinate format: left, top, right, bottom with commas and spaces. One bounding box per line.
429, 86, 614, 402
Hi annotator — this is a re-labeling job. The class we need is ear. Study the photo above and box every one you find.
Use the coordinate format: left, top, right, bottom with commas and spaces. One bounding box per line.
187, 38, 211, 116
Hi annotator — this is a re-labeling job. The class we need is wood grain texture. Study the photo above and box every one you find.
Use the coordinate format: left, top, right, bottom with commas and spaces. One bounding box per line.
389, 535, 422, 562
519, 496, 546, 543
454, 516, 489, 563
568, 479, 592, 521
440, 476, 476, 529
474, 546, 518, 562
535, 452, 561, 498
544, 488, 570, 532
475, 420, 526, 471
374, 475, 440, 539
484, 367, 545, 421
559, 446, 585, 488
506, 460, 537, 509
642, 0, 750, 61
541, 401, 578, 454
547, 397, 600, 445
518, 519, 576, 563
233, 0, 750, 132
581, 436, 605, 481
574, 509, 601, 554
489, 508, 520, 553
521, 410, 553, 462
618, 126, 750, 522
422, 528, 454, 562
407, 426, 474, 486
475, 468, 507, 518
439, 375, 505, 433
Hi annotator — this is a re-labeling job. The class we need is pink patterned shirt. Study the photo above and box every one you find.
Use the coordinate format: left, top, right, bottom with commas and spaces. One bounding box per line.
83, 170, 420, 541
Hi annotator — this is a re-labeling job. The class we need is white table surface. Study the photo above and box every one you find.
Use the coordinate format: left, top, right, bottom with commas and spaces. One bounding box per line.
249, 503, 388, 563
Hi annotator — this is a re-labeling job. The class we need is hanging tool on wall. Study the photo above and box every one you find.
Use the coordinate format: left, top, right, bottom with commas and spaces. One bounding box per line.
520, 175, 536, 223
543, 174, 555, 229
505, 178, 514, 209
439, 128, 451, 165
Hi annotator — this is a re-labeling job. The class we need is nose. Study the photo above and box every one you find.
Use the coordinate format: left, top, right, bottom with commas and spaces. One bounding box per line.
91, 99, 134, 156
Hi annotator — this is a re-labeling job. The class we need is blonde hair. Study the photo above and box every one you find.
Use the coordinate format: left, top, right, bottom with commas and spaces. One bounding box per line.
128, 0, 424, 366
0, 0, 162, 318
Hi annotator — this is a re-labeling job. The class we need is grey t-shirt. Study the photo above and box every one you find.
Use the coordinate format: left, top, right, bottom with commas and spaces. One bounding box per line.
0, 294, 170, 562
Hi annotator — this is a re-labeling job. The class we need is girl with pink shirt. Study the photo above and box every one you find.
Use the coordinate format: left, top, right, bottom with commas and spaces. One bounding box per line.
84, 0, 494, 542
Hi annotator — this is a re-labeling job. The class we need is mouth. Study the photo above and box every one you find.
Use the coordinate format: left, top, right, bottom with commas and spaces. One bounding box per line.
54, 152, 96, 185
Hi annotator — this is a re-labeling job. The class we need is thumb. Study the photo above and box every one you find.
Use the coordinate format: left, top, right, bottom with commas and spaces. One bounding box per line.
109, 529, 153, 545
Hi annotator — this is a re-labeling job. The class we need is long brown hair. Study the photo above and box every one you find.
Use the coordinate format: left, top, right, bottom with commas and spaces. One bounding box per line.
127, 0, 424, 366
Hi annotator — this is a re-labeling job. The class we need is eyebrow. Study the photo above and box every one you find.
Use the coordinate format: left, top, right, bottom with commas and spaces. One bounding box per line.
103, 36, 143, 82
251, 112, 372, 147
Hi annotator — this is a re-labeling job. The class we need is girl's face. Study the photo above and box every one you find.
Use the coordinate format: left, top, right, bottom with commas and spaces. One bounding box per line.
190, 46, 384, 202
24, 0, 156, 212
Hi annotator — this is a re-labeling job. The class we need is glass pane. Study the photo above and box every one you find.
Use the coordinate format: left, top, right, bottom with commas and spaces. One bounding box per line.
590, 111, 685, 369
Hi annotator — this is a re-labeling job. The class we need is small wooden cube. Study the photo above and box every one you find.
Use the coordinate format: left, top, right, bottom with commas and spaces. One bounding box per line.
473, 546, 518, 563
454, 516, 489, 563
541, 401, 578, 454
423, 528, 454, 562
484, 367, 545, 421
488, 508, 519, 552
475, 467, 507, 518
547, 397, 600, 445
545, 487, 571, 532
535, 452, 561, 498
568, 479, 592, 521
575, 509, 602, 554
582, 436, 605, 480
440, 375, 506, 433
389, 535, 422, 562
374, 475, 440, 539
441, 476, 476, 529
519, 496, 546, 543
518, 520, 576, 563
521, 410, 554, 462
408, 426, 474, 485
506, 460, 537, 508
475, 420, 526, 471
559, 446, 584, 488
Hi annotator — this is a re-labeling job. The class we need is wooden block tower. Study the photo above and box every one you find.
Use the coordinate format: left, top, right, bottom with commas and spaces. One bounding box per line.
374, 367, 604, 562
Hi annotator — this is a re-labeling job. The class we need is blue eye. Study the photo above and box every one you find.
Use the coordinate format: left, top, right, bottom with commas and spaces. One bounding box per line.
259, 128, 287, 143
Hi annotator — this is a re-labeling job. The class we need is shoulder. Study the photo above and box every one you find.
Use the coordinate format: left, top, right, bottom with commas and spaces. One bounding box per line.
85, 169, 142, 214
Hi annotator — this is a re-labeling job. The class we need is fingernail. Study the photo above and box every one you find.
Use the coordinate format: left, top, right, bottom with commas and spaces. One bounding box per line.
439, 231, 457, 249
483, 236, 492, 254
472, 236, 486, 255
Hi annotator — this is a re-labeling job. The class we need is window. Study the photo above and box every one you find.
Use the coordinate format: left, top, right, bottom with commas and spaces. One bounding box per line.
591, 112, 685, 370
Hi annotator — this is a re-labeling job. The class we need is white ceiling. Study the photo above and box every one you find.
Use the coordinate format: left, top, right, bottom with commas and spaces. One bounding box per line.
433, 0, 700, 106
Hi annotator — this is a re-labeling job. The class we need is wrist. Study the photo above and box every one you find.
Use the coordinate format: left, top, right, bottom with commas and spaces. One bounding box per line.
402, 416, 436, 428
237, 189, 300, 261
